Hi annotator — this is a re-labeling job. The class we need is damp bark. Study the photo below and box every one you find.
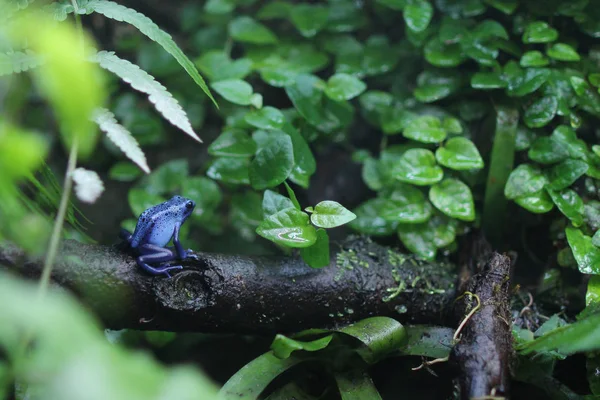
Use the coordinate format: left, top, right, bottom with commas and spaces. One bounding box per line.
0, 237, 456, 334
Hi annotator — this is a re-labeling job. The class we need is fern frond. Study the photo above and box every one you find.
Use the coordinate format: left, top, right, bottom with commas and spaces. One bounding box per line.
0, 50, 43, 76
84, 0, 217, 108
92, 108, 150, 173
91, 51, 202, 143
0, 0, 36, 22
43, 1, 74, 21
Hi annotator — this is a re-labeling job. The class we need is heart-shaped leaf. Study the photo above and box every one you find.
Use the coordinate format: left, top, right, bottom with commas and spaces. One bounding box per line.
324, 73, 367, 101
404, 0, 433, 33
547, 189, 584, 227
436, 137, 484, 170
310, 201, 357, 228
566, 227, 600, 274
290, 4, 329, 38
504, 164, 547, 199
397, 223, 437, 260
229, 16, 278, 44
208, 129, 257, 157
547, 159, 588, 191
547, 43, 580, 62
263, 190, 296, 217
381, 184, 432, 223
211, 79, 253, 105
528, 136, 569, 164
522, 21, 558, 43
245, 106, 286, 130
300, 228, 330, 268
524, 95, 558, 128
514, 190, 554, 214
350, 198, 398, 236
520, 51, 549, 67
429, 178, 475, 221
249, 134, 294, 190
206, 157, 250, 185
256, 208, 317, 248
393, 149, 443, 186
403, 115, 447, 143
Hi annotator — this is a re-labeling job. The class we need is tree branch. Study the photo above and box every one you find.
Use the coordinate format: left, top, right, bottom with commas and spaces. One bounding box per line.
0, 237, 456, 334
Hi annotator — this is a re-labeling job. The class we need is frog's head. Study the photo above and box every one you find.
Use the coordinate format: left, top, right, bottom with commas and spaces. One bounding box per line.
170, 195, 196, 222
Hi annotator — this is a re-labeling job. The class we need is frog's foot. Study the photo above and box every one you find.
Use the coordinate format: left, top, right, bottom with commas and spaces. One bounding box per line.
185, 249, 199, 260
136, 244, 183, 278
119, 228, 133, 243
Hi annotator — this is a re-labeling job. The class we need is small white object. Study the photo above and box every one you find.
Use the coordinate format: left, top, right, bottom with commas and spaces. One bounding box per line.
72, 168, 105, 204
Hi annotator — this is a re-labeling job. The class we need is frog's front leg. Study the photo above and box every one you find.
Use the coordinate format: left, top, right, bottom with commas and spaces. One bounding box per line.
136, 243, 183, 278
171, 224, 198, 260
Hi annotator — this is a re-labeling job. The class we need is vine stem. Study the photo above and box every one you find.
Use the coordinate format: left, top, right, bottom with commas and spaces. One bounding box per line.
36, 139, 79, 300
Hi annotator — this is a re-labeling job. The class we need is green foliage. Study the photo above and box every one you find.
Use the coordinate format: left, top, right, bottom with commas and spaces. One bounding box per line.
0, 273, 219, 399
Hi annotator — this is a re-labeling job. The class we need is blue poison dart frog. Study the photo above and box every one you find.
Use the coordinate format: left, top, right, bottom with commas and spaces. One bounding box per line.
119, 195, 197, 277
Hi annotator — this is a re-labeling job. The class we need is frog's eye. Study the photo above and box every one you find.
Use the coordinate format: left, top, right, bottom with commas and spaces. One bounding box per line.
186, 201, 194, 209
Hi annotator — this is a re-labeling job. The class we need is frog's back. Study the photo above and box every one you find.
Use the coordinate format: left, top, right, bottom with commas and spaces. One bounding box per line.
130, 203, 173, 248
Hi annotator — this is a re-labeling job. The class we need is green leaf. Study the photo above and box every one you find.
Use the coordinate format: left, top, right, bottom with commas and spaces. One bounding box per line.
0, 50, 43, 76
522, 21, 558, 43
504, 64, 550, 97
283, 181, 302, 210
524, 95, 558, 128
401, 326, 454, 359
324, 73, 367, 101
429, 213, 458, 247
195, 51, 252, 82
139, 158, 188, 194
547, 189, 584, 227
424, 38, 466, 67
551, 126, 587, 159
109, 162, 142, 182
528, 136, 569, 164
271, 334, 333, 359
263, 190, 295, 217
208, 129, 257, 157
547, 159, 588, 191
520, 51, 549, 67
311, 201, 357, 228
256, 208, 317, 248
471, 72, 506, 89
594, 231, 600, 248
92, 51, 201, 142
92, 108, 149, 173
515, 126, 536, 151
350, 199, 398, 236
429, 178, 475, 221
335, 370, 383, 400
504, 164, 547, 199
85, 0, 216, 106
403, 115, 447, 143
414, 70, 462, 102
206, 157, 250, 185
245, 107, 285, 130
393, 149, 444, 185
436, 137, 484, 170
518, 309, 600, 355
514, 191, 554, 214
300, 229, 330, 268
128, 188, 165, 216
182, 177, 222, 220
249, 135, 294, 190
397, 223, 437, 260
211, 79, 253, 106
229, 16, 278, 44
566, 227, 600, 274
547, 43, 581, 62
285, 74, 326, 128
220, 352, 305, 400
290, 4, 329, 38
403, 0, 433, 33
381, 184, 432, 223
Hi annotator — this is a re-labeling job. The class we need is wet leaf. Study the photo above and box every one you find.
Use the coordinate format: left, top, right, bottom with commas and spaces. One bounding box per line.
547, 43, 580, 62
398, 223, 437, 260
211, 79, 254, 105
206, 157, 250, 185
290, 4, 329, 38
262, 190, 295, 217
229, 16, 278, 44
404, 0, 434, 33
245, 107, 285, 130
522, 21, 558, 43
546, 159, 588, 191
249, 134, 294, 190
393, 149, 444, 186
547, 189, 584, 227
208, 129, 257, 157
566, 227, 600, 274
350, 199, 399, 236
300, 229, 330, 268
528, 136, 569, 164
381, 184, 432, 223
520, 51, 549, 67
256, 208, 317, 248
436, 137, 484, 170
524, 96, 558, 128
504, 164, 547, 199
310, 201, 357, 228
324, 73, 367, 101
403, 115, 447, 143
429, 178, 475, 221
514, 190, 554, 214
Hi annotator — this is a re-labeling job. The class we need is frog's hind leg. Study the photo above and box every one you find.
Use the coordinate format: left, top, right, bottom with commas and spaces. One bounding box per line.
136, 244, 183, 278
